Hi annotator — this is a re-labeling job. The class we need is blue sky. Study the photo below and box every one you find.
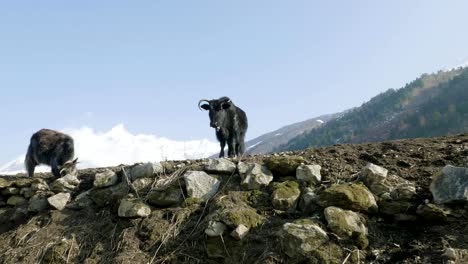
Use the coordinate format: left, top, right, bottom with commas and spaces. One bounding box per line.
1, 0, 468, 164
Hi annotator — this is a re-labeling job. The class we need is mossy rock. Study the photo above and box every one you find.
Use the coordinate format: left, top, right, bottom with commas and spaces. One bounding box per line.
264, 156, 305, 177
309, 242, 344, 264
247, 190, 270, 207
378, 199, 413, 215
416, 203, 449, 223
218, 207, 264, 229
317, 183, 378, 213
272, 181, 301, 211
147, 186, 183, 207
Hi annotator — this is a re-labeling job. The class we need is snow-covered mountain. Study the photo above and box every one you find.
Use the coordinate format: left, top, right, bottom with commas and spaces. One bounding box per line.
0, 124, 219, 175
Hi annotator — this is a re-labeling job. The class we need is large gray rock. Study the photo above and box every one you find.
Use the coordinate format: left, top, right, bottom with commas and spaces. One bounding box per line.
0, 178, 13, 188
47, 192, 71, 210
298, 187, 318, 213
118, 199, 151, 218
430, 165, 468, 204
94, 169, 118, 188
317, 183, 378, 213
205, 221, 227, 237
125, 162, 164, 180
50, 174, 80, 193
272, 181, 301, 211
7, 195, 28, 206
390, 183, 416, 200
238, 162, 273, 190
296, 164, 321, 185
360, 163, 389, 195
31, 180, 50, 192
28, 195, 49, 213
67, 190, 94, 210
204, 159, 236, 174
184, 171, 220, 201
324, 206, 368, 249
20, 187, 35, 199
2, 187, 19, 196
280, 220, 329, 259
132, 177, 153, 193
89, 182, 128, 208
147, 186, 183, 207
416, 203, 450, 223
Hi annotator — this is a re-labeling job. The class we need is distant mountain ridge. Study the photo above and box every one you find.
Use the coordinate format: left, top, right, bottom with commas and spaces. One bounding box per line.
277, 66, 468, 151
245, 112, 346, 155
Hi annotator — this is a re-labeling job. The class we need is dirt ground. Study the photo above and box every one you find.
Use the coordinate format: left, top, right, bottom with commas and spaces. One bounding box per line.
0, 133, 467, 264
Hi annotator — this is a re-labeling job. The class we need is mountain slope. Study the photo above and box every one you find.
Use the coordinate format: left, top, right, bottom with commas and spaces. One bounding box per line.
245, 112, 345, 155
279, 67, 468, 151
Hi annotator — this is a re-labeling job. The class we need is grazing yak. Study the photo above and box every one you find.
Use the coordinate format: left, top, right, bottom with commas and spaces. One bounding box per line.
198, 96, 248, 158
25, 129, 78, 177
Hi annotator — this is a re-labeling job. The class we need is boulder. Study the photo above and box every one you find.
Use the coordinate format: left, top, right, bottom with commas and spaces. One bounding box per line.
118, 198, 151, 218
430, 165, 468, 204
324, 206, 368, 249
31, 180, 50, 192
317, 183, 378, 213
298, 187, 318, 213
67, 190, 94, 210
264, 156, 305, 176
0, 178, 13, 188
1, 187, 19, 196
20, 187, 35, 199
416, 203, 450, 223
147, 186, 183, 207
360, 163, 390, 195
238, 162, 273, 190
132, 177, 153, 193
296, 164, 321, 185
205, 221, 227, 237
94, 169, 118, 188
231, 224, 249, 240
125, 162, 163, 180
28, 195, 49, 213
47, 192, 71, 210
7, 195, 28, 206
204, 159, 236, 174
279, 220, 329, 259
183, 171, 220, 201
50, 174, 80, 193
271, 181, 301, 211
390, 183, 416, 201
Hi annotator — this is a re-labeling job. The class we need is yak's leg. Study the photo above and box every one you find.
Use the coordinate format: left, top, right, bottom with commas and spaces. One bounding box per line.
219, 140, 226, 158
227, 138, 235, 157
50, 158, 61, 178
25, 154, 36, 177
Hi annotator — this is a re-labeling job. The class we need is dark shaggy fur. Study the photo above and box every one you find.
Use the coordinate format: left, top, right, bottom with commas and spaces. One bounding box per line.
199, 97, 248, 157
25, 129, 77, 177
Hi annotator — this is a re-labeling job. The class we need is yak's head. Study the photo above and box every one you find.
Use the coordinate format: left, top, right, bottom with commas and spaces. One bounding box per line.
59, 158, 79, 177
198, 97, 233, 131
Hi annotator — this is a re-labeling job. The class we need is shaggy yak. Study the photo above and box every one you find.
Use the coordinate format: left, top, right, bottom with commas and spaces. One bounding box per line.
25, 129, 78, 177
198, 96, 248, 158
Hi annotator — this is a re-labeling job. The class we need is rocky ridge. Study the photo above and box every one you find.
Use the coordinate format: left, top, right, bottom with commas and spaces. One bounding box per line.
0, 133, 467, 263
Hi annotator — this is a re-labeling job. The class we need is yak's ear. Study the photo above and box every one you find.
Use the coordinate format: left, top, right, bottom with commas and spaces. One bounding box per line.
222, 102, 231, 109
200, 104, 210, 110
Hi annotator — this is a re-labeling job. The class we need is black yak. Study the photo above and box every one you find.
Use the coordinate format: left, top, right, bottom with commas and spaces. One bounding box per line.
25, 129, 78, 177
198, 97, 248, 158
